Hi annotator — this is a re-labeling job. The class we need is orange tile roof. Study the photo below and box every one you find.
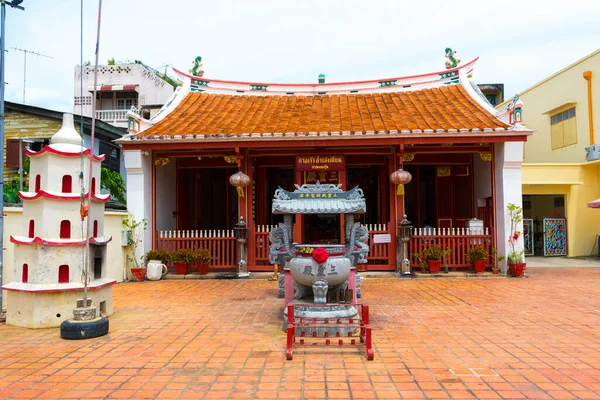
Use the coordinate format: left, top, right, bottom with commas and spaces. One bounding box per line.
138, 84, 509, 138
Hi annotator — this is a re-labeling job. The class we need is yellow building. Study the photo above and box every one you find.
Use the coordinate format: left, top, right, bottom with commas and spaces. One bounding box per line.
498, 49, 600, 257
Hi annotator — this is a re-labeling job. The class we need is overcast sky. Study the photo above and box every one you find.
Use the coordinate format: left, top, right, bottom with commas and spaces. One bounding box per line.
4, 0, 600, 112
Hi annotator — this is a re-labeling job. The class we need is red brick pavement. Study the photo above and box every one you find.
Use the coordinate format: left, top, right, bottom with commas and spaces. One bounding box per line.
0, 267, 599, 399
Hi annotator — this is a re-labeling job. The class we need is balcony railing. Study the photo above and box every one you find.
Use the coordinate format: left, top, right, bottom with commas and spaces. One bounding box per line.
95, 109, 128, 125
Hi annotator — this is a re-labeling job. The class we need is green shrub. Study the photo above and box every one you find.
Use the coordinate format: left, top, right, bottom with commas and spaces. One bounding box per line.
466, 246, 488, 263
145, 249, 170, 263
193, 248, 211, 264
171, 249, 194, 264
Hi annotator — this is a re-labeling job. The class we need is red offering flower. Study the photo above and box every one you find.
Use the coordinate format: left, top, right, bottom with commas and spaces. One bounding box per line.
513, 233, 520, 240
312, 247, 329, 264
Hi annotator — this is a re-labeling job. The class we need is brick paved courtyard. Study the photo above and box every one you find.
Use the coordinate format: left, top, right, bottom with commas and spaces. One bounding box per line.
1, 267, 599, 399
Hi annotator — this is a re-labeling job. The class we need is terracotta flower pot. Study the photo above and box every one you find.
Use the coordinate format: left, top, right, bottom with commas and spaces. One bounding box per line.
197, 263, 209, 275
175, 263, 187, 275
427, 259, 442, 273
130, 268, 146, 281
473, 259, 486, 274
509, 262, 526, 277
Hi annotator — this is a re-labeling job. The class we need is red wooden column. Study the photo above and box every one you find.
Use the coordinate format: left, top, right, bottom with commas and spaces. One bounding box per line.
387, 146, 404, 270
293, 169, 303, 244
340, 167, 347, 244
246, 153, 257, 269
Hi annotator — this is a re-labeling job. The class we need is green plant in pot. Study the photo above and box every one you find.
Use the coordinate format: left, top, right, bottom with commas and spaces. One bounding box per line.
490, 248, 505, 274
171, 249, 194, 275
193, 248, 211, 275
413, 246, 451, 273
506, 203, 526, 277
466, 245, 488, 273
145, 249, 170, 265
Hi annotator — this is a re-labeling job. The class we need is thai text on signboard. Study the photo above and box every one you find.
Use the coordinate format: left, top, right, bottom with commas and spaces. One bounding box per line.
372, 234, 391, 244
296, 155, 346, 172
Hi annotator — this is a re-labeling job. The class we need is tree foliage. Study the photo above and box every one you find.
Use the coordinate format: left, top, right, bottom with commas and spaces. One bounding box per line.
100, 168, 126, 205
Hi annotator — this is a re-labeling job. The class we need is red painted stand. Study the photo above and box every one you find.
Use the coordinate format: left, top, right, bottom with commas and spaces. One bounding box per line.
285, 303, 374, 361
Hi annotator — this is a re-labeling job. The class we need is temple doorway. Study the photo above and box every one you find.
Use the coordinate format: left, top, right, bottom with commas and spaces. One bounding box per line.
176, 167, 238, 230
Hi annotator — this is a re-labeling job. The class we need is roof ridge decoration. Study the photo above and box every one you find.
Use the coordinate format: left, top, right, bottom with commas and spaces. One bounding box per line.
172, 56, 479, 96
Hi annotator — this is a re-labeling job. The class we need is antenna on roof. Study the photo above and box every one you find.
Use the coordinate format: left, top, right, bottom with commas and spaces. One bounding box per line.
156, 61, 172, 76
10, 46, 53, 104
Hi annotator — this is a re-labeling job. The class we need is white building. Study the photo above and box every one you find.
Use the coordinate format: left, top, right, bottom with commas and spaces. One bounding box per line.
74, 62, 176, 129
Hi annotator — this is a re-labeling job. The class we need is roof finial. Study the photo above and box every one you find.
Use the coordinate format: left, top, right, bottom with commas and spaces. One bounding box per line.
190, 56, 204, 77
318, 73, 325, 84
50, 113, 82, 146
445, 48, 460, 69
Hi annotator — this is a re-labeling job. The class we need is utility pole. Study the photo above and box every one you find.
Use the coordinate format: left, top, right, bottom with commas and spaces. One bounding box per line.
0, 0, 26, 316
10, 46, 52, 104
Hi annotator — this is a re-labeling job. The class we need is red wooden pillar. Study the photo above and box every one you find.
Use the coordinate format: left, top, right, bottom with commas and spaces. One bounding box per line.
340, 167, 347, 243
246, 153, 257, 269
387, 146, 404, 270
293, 169, 303, 244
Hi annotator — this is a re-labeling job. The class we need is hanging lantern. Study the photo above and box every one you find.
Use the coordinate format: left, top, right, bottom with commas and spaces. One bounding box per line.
229, 171, 251, 197
390, 169, 412, 195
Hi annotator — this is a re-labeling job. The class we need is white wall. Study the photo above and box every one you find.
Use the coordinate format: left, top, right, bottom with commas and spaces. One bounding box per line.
494, 142, 525, 272
124, 150, 152, 259
156, 159, 176, 231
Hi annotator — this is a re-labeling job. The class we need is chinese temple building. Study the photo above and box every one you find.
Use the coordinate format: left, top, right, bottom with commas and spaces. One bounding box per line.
118, 53, 532, 272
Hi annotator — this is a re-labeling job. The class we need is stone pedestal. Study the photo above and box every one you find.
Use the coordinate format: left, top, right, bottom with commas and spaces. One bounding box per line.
282, 300, 359, 336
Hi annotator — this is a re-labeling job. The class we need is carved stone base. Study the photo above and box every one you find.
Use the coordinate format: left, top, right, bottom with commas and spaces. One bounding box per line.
312, 280, 328, 304
282, 302, 359, 336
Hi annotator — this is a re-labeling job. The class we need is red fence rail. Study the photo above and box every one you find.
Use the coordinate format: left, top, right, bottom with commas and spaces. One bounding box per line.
255, 225, 277, 262
155, 230, 237, 269
366, 224, 390, 264
409, 227, 493, 269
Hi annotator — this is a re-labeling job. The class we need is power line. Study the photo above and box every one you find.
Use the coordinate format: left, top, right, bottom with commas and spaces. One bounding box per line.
10, 46, 53, 104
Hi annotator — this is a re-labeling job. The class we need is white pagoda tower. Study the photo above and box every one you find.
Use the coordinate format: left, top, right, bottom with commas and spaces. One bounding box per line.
2, 114, 115, 329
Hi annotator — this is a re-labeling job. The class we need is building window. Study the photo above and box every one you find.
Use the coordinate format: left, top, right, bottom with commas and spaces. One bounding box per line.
35, 175, 41, 192
28, 220, 35, 238
58, 265, 69, 283
551, 107, 577, 150
22, 264, 28, 283
91, 177, 96, 195
62, 175, 72, 193
93, 220, 98, 237
485, 94, 498, 106
60, 220, 71, 239
74, 96, 92, 106
116, 91, 138, 110
5, 139, 28, 168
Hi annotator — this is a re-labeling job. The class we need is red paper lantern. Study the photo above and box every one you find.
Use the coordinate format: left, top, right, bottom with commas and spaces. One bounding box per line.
312, 247, 329, 264
229, 171, 251, 197
390, 169, 412, 195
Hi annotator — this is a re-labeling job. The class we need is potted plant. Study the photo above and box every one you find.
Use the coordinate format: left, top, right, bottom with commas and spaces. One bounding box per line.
466, 246, 488, 273
145, 249, 170, 280
123, 214, 148, 281
413, 246, 451, 274
145, 249, 170, 265
171, 249, 194, 275
490, 248, 504, 275
193, 248, 211, 275
506, 203, 526, 277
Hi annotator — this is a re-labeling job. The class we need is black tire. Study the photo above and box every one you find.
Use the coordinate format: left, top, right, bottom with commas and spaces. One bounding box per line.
60, 317, 109, 340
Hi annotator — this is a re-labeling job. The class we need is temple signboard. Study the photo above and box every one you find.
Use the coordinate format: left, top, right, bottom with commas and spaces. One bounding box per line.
296, 155, 345, 184
296, 155, 345, 171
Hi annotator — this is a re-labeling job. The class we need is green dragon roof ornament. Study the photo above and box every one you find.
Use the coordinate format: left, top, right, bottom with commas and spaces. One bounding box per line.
190, 56, 204, 77
444, 48, 460, 69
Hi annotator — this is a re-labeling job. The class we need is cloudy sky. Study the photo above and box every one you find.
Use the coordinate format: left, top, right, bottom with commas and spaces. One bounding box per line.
4, 0, 600, 112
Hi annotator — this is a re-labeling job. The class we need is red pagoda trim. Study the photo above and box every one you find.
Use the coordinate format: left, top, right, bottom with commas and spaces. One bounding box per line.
10, 235, 113, 246
19, 190, 110, 202
26, 146, 105, 161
